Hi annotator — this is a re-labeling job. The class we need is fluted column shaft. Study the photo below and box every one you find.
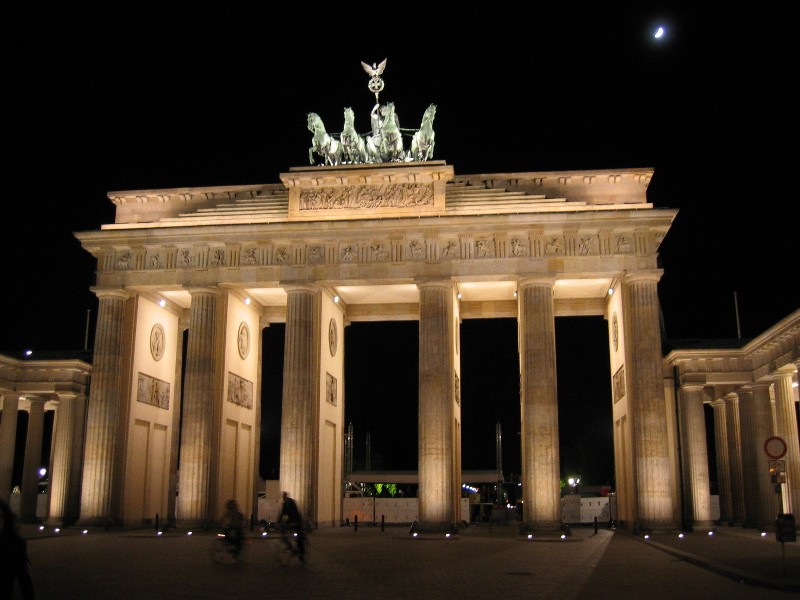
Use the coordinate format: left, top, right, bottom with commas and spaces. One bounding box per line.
177, 288, 223, 526
710, 399, 732, 523
417, 281, 458, 530
678, 385, 712, 528
623, 271, 674, 529
79, 290, 129, 525
738, 385, 776, 529
518, 277, 561, 531
0, 395, 20, 503
724, 394, 746, 524
773, 368, 800, 519
47, 399, 75, 525
279, 286, 319, 522
19, 399, 46, 522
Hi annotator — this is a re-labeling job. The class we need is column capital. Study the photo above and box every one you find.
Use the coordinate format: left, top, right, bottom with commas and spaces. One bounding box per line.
185, 286, 224, 297
281, 283, 318, 295
415, 279, 454, 292
90, 287, 131, 300
710, 398, 726, 408
518, 275, 556, 288
622, 269, 663, 285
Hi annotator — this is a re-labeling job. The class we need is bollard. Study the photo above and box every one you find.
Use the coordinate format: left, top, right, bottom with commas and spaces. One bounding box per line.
381, 515, 385, 532
594, 516, 598, 534
354, 514, 358, 532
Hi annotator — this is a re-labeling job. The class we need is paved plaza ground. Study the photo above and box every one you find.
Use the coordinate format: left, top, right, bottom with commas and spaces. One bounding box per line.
15, 522, 800, 599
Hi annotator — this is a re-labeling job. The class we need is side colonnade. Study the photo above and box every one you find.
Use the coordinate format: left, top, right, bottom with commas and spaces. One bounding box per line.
668, 309, 800, 532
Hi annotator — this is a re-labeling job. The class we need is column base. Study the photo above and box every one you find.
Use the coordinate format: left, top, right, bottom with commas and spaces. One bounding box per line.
518, 521, 568, 539
408, 520, 459, 537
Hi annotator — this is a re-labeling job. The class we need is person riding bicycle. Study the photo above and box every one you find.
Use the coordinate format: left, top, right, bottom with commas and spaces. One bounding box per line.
277, 491, 306, 563
220, 499, 246, 559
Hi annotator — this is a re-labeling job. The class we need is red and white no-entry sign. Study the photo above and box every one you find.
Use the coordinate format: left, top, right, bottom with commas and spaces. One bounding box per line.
764, 436, 788, 459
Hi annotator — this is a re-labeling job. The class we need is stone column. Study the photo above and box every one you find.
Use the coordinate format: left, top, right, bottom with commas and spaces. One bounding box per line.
773, 367, 800, 519
79, 289, 130, 526
47, 399, 75, 526
19, 399, 46, 522
622, 271, 674, 530
0, 395, 20, 503
678, 383, 713, 529
724, 393, 746, 525
518, 276, 561, 532
737, 384, 776, 529
67, 395, 88, 526
417, 281, 458, 531
710, 399, 731, 523
177, 288, 224, 527
279, 285, 319, 524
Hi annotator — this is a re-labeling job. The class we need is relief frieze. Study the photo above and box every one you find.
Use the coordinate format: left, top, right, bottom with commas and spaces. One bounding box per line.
227, 372, 253, 409
299, 183, 433, 211
137, 372, 170, 409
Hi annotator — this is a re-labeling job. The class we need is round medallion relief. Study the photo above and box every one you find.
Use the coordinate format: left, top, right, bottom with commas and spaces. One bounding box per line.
612, 313, 619, 352
328, 318, 338, 357
237, 322, 250, 360
150, 323, 165, 361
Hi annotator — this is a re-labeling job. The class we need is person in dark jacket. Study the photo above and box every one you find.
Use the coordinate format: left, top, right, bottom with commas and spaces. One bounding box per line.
0, 498, 36, 599
277, 491, 306, 562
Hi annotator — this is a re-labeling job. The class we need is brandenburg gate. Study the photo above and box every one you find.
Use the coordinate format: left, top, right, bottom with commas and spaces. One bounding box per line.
73, 160, 679, 533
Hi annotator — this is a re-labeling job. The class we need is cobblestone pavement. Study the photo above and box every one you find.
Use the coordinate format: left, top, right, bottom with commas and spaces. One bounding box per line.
15, 523, 800, 599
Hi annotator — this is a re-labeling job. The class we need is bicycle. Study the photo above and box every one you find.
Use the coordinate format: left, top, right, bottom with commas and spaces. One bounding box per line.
273, 522, 310, 566
210, 529, 249, 564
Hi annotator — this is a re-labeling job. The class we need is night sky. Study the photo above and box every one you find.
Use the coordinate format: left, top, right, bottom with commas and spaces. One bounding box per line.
5, 6, 797, 488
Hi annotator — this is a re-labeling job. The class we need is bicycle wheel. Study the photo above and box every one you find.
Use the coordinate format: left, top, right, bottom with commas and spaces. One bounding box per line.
275, 534, 294, 566
210, 536, 229, 563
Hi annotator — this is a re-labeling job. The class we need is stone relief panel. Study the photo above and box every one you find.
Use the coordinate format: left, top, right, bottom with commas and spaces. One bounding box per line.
613, 365, 626, 404
299, 183, 434, 211
209, 248, 226, 267
510, 237, 530, 256
339, 244, 358, 263
237, 322, 250, 360
150, 324, 165, 361
615, 235, 633, 254
241, 246, 259, 265
475, 238, 495, 258
137, 372, 170, 409
572, 235, 598, 256
544, 236, 564, 255
326, 372, 338, 406
227, 372, 253, 409
306, 244, 325, 264
440, 239, 459, 259
147, 251, 163, 269
408, 240, 425, 260
370, 243, 391, 262
177, 248, 194, 267
273, 247, 291, 264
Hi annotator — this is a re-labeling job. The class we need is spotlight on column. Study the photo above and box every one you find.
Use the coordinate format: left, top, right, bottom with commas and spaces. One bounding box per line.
456, 292, 462, 300
82, 530, 88, 534
38, 526, 44, 531
513, 290, 518, 298
159, 299, 166, 307
334, 295, 340, 303
38, 468, 47, 478
708, 531, 714, 537
644, 534, 650, 540
187, 531, 193, 536
245, 297, 251, 305
608, 288, 614, 295
678, 533, 684, 539
25, 350, 33, 356
54, 528, 60, 533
